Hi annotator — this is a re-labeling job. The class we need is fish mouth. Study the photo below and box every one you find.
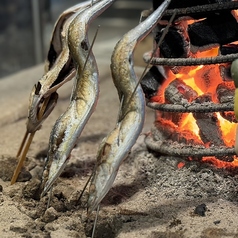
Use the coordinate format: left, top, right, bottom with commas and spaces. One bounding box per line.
41, 154, 69, 197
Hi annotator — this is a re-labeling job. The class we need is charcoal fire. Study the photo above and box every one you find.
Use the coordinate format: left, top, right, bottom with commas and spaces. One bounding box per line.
142, 0, 238, 167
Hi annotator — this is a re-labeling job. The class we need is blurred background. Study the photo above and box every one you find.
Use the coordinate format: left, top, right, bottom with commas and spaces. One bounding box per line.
0, 0, 149, 78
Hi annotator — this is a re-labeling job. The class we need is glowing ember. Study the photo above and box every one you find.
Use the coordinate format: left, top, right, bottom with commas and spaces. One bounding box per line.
179, 113, 200, 138
202, 156, 238, 169
217, 113, 236, 147
177, 161, 185, 169
152, 44, 237, 168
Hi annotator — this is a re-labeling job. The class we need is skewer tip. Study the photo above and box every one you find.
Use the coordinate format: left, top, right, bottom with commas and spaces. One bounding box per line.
10, 131, 35, 185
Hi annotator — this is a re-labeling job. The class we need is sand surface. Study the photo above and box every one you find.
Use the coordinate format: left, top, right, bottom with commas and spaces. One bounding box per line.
1, 35, 238, 238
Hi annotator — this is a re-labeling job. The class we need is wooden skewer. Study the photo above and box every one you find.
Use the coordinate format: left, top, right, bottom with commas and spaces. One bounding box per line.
11, 95, 51, 184
11, 132, 35, 185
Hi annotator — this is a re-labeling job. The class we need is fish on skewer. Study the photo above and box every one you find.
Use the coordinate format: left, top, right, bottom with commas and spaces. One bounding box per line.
41, 0, 116, 196
87, 0, 171, 214
11, 1, 93, 184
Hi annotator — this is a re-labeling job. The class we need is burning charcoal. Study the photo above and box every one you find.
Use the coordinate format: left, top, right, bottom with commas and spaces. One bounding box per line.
153, 0, 234, 20
193, 94, 226, 146
154, 119, 203, 145
216, 82, 236, 125
153, 0, 232, 10
219, 112, 237, 123
156, 109, 184, 128
192, 95, 234, 161
216, 82, 235, 104
147, 1, 237, 162
219, 64, 233, 82
188, 12, 238, 48
165, 78, 198, 104
194, 65, 221, 94
194, 203, 207, 216
220, 45, 238, 55
164, 79, 198, 124
155, 27, 187, 58
140, 66, 166, 99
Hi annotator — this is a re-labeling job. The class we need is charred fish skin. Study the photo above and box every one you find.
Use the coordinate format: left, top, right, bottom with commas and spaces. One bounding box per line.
27, 1, 93, 134
46, 0, 92, 68
42, 0, 116, 196
10, 2, 94, 186
87, 0, 171, 214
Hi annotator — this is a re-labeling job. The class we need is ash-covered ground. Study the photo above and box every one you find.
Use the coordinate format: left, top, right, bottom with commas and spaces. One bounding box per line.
1, 28, 238, 237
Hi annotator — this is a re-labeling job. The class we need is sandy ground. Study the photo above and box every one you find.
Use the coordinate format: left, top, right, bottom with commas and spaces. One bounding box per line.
1, 34, 238, 238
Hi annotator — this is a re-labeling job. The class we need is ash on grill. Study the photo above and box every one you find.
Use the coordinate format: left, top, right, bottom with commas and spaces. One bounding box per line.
141, 0, 238, 162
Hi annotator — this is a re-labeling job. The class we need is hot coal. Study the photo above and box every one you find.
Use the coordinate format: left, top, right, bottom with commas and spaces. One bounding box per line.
220, 45, 238, 55
162, 78, 197, 124
220, 111, 236, 123
188, 12, 238, 48
153, 0, 232, 10
193, 94, 225, 146
153, 0, 234, 20
148, 1, 237, 161
155, 27, 187, 58
219, 64, 233, 82
164, 78, 198, 104
193, 65, 220, 93
216, 82, 235, 104
141, 66, 166, 99
154, 119, 203, 145
192, 93, 234, 160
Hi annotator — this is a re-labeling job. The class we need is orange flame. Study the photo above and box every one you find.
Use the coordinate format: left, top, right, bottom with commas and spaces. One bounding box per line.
153, 45, 238, 168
